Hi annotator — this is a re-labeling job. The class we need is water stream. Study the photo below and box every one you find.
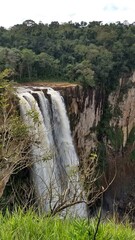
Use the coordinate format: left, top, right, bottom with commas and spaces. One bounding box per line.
17, 87, 87, 217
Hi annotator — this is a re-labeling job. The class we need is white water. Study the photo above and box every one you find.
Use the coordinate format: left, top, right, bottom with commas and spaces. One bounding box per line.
35, 91, 54, 151
47, 88, 87, 217
18, 92, 58, 212
18, 87, 87, 217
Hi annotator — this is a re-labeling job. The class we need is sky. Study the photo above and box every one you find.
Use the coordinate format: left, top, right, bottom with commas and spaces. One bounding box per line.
1, 0, 135, 28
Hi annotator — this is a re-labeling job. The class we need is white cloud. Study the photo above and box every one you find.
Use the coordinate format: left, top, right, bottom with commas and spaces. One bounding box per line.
104, 4, 119, 11
0, 0, 135, 28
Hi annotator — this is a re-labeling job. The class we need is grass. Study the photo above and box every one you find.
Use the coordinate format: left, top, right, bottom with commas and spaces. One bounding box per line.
0, 209, 135, 240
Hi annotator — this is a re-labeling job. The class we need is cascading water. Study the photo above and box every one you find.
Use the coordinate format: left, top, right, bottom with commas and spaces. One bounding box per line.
47, 88, 87, 216
17, 87, 87, 217
18, 91, 58, 212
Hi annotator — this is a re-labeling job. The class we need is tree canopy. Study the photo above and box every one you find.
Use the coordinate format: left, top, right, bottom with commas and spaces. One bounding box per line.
0, 20, 135, 90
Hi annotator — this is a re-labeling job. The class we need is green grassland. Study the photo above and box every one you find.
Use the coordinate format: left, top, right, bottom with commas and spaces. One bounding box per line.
0, 209, 135, 240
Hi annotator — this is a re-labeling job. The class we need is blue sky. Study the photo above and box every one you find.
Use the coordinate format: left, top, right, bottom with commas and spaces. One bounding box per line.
1, 0, 135, 28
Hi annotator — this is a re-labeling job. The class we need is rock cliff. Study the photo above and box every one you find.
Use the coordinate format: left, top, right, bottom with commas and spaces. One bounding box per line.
103, 73, 135, 219
1, 77, 135, 219
57, 85, 102, 162
56, 75, 135, 219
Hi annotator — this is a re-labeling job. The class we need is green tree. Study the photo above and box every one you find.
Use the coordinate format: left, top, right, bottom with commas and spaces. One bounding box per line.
0, 70, 31, 197
66, 60, 95, 87
21, 49, 36, 79
37, 52, 60, 77
86, 45, 113, 89
0, 47, 8, 71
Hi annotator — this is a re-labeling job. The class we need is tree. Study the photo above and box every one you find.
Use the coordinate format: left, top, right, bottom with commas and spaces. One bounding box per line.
37, 52, 60, 77
86, 45, 113, 89
0, 47, 8, 71
23, 19, 36, 27
74, 44, 88, 62
69, 60, 95, 87
21, 49, 36, 79
0, 70, 32, 197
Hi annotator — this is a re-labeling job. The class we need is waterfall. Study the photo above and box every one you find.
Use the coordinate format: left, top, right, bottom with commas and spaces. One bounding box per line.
18, 91, 58, 212
17, 87, 87, 217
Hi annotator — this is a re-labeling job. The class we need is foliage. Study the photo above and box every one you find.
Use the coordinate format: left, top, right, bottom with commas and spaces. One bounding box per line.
97, 142, 107, 172
107, 126, 124, 152
0, 71, 32, 197
1, 20, 135, 219
0, 21, 135, 89
126, 127, 135, 146
0, 209, 135, 240
125, 127, 135, 162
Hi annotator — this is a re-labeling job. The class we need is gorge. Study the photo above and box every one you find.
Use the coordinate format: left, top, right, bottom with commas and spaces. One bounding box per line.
1, 72, 135, 220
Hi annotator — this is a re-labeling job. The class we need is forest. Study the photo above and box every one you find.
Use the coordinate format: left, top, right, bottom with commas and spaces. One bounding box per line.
0, 20, 135, 92
1, 20, 135, 239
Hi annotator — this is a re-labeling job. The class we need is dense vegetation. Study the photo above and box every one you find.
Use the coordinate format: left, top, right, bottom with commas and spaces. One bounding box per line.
0, 209, 135, 240
0, 20, 135, 91
1, 20, 135, 230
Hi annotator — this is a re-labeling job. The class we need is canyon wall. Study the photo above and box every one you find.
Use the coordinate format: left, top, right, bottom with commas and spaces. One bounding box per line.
56, 75, 135, 218
1, 74, 135, 218
56, 85, 102, 162
103, 73, 135, 218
